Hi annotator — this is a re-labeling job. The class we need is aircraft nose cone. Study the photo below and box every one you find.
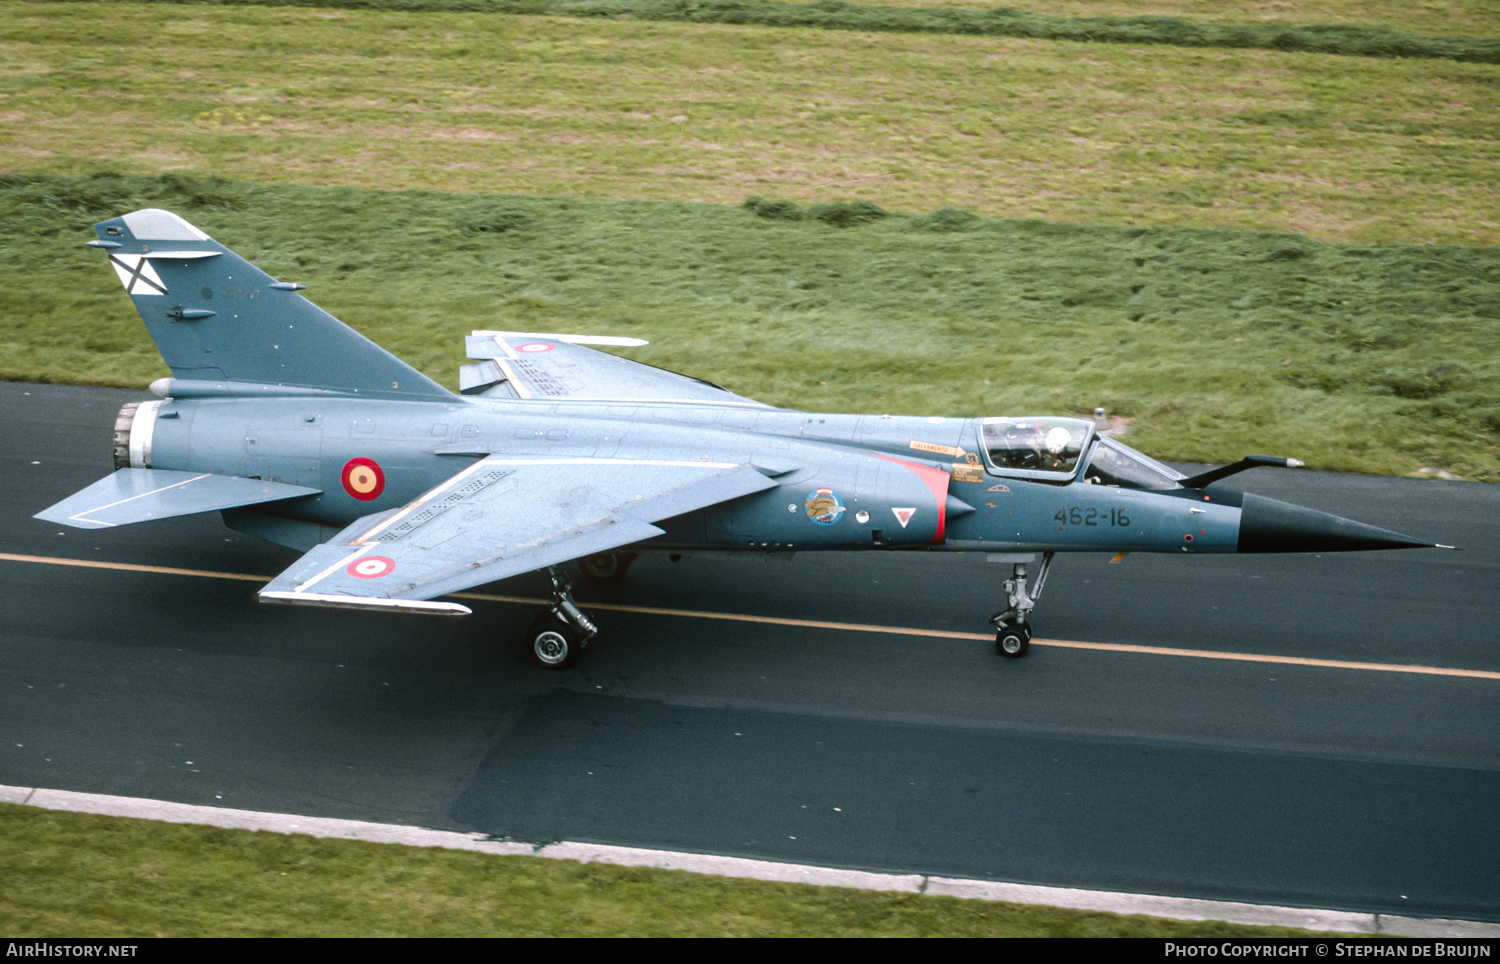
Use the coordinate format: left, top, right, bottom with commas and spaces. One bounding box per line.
1237, 492, 1436, 553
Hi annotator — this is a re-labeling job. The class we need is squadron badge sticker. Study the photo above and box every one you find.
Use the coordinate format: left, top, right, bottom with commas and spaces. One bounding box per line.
804, 488, 846, 526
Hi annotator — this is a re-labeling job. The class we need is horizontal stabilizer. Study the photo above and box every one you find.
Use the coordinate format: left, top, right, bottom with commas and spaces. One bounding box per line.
35, 468, 319, 530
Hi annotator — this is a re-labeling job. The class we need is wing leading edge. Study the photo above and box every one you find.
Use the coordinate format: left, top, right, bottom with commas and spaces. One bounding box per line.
259, 457, 779, 613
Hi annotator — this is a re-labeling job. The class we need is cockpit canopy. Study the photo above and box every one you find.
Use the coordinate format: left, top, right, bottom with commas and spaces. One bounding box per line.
980, 416, 1186, 489
981, 417, 1093, 480
1083, 436, 1186, 490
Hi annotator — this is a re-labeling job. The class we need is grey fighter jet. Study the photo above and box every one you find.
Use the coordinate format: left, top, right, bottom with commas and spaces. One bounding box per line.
36, 209, 1449, 668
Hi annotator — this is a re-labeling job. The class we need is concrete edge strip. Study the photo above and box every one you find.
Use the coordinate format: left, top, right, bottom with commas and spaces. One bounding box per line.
4, 784, 1496, 937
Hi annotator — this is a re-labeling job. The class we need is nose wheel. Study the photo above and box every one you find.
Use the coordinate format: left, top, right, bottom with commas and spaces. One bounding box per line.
994, 620, 1031, 658
988, 552, 1052, 659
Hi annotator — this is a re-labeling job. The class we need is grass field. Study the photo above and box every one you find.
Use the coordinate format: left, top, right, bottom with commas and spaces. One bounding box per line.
106, 0, 1500, 64
103, 0, 1500, 39
3, 2, 1497, 244
77, 0, 1500, 39
765, 0, 1500, 39
0, 803, 1350, 937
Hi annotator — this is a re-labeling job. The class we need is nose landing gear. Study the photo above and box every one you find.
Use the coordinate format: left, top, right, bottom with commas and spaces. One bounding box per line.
988, 552, 1053, 659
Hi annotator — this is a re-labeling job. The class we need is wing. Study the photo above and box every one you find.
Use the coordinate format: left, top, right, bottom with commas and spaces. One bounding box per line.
35, 468, 319, 529
460, 331, 769, 407
258, 457, 779, 614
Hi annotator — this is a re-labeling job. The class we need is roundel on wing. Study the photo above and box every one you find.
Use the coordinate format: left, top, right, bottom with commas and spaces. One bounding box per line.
515, 342, 554, 353
342, 457, 385, 501
347, 556, 396, 579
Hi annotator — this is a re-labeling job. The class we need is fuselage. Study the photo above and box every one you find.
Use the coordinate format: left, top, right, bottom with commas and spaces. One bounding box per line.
125, 392, 1245, 557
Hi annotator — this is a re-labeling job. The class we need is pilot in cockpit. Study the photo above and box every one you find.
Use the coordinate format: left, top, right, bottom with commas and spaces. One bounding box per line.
1038, 426, 1076, 471
981, 417, 1091, 476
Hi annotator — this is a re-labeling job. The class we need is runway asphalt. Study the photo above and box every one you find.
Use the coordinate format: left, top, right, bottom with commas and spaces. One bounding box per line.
2, 381, 1496, 922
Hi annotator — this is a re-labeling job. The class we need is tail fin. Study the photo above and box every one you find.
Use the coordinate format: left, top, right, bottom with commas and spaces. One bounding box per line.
93, 209, 452, 401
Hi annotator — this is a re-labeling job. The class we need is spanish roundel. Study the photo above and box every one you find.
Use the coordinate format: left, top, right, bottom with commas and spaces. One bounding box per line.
347, 556, 396, 579
341, 457, 385, 501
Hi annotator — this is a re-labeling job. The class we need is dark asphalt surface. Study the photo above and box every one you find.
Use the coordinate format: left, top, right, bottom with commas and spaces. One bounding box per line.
2, 382, 1497, 921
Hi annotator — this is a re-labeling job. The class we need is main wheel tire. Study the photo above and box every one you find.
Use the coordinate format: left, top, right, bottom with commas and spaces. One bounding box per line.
528, 614, 581, 670
578, 552, 635, 586
995, 622, 1031, 658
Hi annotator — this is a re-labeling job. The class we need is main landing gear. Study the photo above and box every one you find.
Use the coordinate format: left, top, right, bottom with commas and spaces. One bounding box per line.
988, 552, 1054, 659
526, 566, 599, 670
524, 554, 637, 669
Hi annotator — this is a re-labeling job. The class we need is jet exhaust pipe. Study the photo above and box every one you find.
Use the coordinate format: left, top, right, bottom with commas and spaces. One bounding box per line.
1236, 492, 1437, 554
112, 400, 160, 470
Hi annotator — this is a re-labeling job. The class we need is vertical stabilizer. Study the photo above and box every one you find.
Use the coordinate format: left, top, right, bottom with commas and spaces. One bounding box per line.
93, 209, 452, 401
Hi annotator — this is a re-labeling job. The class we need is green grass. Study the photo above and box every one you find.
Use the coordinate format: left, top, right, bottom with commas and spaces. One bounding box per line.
105, 0, 1500, 62
0, 803, 1350, 936
3, 2, 1498, 245
4, 173, 1497, 479
783, 0, 1500, 40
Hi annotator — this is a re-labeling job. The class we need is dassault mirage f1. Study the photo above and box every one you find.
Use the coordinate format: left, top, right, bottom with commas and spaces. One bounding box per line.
37, 209, 1450, 668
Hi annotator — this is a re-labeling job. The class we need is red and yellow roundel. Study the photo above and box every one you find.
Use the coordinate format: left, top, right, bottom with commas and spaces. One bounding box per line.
347, 556, 396, 579
341, 457, 385, 501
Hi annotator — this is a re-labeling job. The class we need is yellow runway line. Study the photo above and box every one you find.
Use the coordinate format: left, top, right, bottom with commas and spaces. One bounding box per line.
451, 596, 1500, 681
0, 551, 267, 582
4, 552, 1496, 681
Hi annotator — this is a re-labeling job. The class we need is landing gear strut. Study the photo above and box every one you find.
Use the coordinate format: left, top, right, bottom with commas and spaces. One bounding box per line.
988, 552, 1054, 659
526, 566, 599, 670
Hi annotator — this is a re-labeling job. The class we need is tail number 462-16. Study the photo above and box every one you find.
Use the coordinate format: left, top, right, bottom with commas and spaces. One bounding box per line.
1055, 507, 1130, 527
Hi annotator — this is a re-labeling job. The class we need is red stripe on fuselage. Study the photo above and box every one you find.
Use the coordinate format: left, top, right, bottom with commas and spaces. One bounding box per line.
874, 454, 950, 544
